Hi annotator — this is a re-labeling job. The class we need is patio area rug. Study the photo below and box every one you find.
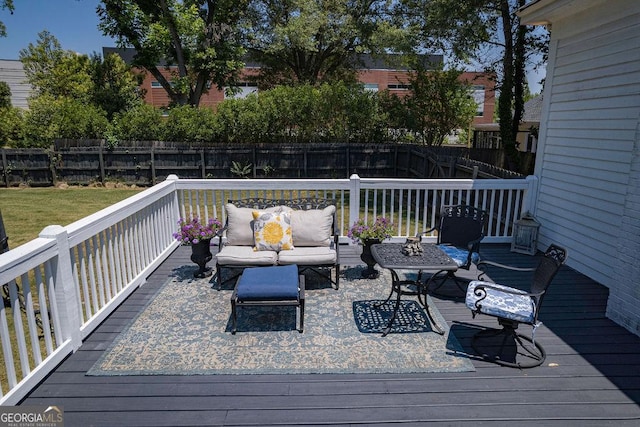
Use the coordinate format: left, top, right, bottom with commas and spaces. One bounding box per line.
88, 266, 474, 375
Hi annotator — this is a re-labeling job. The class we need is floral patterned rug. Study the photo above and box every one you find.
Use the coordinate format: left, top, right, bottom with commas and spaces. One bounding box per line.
88, 266, 474, 375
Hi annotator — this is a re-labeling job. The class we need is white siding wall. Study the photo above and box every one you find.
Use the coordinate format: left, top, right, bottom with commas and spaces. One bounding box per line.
0, 59, 29, 109
533, 1, 640, 335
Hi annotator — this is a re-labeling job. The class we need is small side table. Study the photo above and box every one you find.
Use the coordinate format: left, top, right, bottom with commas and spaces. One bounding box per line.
371, 243, 458, 336
230, 265, 305, 334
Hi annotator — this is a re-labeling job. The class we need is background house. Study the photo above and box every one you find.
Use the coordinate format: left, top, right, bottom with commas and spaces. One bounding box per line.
103, 48, 496, 126
472, 94, 542, 152
519, 0, 640, 336
0, 59, 29, 109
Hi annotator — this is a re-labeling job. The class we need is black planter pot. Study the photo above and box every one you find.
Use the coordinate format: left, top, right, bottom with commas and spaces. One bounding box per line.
360, 238, 381, 279
190, 238, 213, 278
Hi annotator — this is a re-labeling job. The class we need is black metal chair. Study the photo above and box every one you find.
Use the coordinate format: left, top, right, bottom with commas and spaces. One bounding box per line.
465, 244, 567, 368
420, 205, 488, 297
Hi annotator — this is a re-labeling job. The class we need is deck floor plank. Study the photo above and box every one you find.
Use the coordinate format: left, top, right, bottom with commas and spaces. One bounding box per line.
18, 244, 640, 426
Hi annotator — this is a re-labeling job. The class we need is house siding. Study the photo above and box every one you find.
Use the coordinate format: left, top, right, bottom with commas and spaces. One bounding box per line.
0, 59, 29, 109
608, 116, 640, 335
526, 0, 640, 335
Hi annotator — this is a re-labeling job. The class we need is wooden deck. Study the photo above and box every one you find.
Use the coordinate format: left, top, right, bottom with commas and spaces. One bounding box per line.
20, 244, 640, 426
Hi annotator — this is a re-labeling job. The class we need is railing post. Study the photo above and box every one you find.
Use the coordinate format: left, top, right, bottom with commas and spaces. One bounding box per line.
522, 175, 539, 216
39, 225, 83, 351
166, 174, 182, 228
348, 174, 361, 240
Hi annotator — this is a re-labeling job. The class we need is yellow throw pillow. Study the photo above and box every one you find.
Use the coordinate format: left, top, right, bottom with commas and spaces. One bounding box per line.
252, 210, 294, 252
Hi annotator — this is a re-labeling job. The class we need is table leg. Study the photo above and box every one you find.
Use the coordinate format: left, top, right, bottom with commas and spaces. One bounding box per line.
381, 279, 404, 337
419, 277, 445, 335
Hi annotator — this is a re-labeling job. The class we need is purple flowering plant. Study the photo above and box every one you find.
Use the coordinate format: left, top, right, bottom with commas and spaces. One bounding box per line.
173, 217, 222, 245
348, 216, 394, 244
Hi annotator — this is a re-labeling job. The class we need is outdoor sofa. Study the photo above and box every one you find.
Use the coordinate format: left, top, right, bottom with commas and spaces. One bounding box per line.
214, 198, 340, 289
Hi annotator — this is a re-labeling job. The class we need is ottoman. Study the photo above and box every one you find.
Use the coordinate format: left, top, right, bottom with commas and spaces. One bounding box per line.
230, 264, 305, 334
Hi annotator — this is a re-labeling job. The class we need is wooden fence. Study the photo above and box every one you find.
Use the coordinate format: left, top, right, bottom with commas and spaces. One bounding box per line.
0, 142, 526, 187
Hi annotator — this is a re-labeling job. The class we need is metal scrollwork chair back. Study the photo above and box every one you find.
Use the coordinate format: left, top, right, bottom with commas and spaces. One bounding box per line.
420, 205, 488, 297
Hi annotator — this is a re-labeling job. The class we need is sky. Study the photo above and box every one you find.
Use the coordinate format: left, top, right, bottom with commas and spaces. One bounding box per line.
0, 0, 116, 59
0, 0, 545, 94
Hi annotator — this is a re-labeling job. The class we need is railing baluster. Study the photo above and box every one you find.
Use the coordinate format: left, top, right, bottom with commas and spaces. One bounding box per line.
34, 266, 54, 354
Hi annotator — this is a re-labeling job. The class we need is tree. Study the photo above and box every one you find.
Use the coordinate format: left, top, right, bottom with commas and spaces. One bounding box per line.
397, 0, 549, 169
0, 0, 14, 38
403, 68, 478, 146
90, 52, 145, 120
19, 31, 94, 104
97, 0, 249, 107
243, 0, 394, 87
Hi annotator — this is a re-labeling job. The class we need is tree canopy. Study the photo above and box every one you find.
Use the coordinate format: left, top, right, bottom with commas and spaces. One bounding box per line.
97, 0, 249, 106
0, 0, 14, 38
242, 0, 395, 87
397, 0, 549, 168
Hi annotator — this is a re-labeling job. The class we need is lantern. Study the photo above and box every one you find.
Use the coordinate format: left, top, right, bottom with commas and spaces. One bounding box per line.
511, 212, 540, 255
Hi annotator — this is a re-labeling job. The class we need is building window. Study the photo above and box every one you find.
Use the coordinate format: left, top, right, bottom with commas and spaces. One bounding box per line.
151, 81, 176, 88
224, 82, 258, 99
363, 83, 379, 92
387, 84, 410, 90
472, 85, 485, 117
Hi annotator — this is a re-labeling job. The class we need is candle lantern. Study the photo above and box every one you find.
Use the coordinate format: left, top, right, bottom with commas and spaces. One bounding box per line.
511, 212, 540, 255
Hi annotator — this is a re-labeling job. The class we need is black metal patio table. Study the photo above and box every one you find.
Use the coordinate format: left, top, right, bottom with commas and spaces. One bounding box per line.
370, 243, 458, 336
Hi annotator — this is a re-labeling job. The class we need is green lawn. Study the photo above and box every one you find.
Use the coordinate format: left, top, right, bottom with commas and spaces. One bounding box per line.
0, 187, 143, 248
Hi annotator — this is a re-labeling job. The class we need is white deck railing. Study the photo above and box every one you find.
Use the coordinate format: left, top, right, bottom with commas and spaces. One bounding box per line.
0, 174, 537, 404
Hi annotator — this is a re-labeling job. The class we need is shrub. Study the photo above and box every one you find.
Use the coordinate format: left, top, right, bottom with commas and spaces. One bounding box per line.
110, 104, 164, 142
162, 105, 218, 142
0, 107, 25, 147
215, 94, 270, 143
215, 82, 389, 144
23, 96, 108, 147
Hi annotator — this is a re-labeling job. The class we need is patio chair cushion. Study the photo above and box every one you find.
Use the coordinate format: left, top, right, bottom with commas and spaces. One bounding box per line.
438, 244, 480, 267
252, 210, 294, 252
225, 203, 287, 246
236, 264, 300, 301
215, 245, 278, 266
466, 281, 536, 323
290, 206, 335, 247
277, 246, 337, 265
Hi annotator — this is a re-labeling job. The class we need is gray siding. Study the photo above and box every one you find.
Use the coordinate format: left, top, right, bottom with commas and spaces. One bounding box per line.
532, 1, 640, 335
0, 59, 30, 108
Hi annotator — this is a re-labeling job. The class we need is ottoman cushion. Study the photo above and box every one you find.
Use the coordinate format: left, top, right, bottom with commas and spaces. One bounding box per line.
236, 264, 300, 301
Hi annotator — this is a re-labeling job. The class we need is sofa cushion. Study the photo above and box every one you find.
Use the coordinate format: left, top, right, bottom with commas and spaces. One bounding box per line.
290, 205, 335, 247
252, 210, 294, 252
215, 245, 278, 266
225, 203, 284, 246
277, 246, 337, 265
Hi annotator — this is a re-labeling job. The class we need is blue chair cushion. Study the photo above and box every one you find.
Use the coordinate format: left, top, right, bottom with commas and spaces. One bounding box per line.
438, 244, 480, 267
236, 264, 299, 301
465, 281, 536, 324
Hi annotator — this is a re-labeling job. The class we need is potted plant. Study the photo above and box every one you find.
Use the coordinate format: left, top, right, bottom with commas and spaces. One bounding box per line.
348, 216, 394, 278
173, 217, 222, 278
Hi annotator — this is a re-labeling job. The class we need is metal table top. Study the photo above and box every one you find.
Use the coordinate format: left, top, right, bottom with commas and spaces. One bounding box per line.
371, 243, 458, 271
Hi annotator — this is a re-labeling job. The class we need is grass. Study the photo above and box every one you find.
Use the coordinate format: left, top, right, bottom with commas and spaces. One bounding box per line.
0, 186, 143, 395
0, 186, 144, 248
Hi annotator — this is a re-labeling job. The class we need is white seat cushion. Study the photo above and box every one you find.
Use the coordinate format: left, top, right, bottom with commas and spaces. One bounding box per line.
277, 246, 337, 265
215, 245, 277, 266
